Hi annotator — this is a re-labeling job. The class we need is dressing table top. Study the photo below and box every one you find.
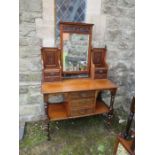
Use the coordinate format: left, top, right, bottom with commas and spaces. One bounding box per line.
41, 78, 117, 94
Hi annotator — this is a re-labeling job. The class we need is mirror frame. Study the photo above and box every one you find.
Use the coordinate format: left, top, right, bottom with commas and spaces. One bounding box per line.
60, 22, 94, 76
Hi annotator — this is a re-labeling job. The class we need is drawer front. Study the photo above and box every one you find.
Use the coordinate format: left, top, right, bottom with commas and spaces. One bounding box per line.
69, 91, 95, 99
95, 73, 107, 79
44, 76, 61, 82
44, 71, 60, 76
70, 98, 95, 108
95, 69, 107, 74
70, 108, 94, 117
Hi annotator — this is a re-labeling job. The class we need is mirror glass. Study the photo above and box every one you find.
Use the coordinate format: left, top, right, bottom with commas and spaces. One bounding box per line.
62, 33, 89, 73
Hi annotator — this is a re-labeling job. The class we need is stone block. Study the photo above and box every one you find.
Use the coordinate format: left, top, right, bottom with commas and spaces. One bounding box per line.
106, 50, 119, 62
19, 57, 42, 72
19, 72, 42, 82
105, 29, 121, 41
19, 114, 45, 122
19, 46, 41, 58
28, 94, 43, 105
127, 8, 135, 18
102, 0, 118, 6
19, 94, 28, 105
114, 96, 126, 109
19, 85, 28, 94
19, 0, 42, 12
28, 72, 42, 82
106, 17, 121, 30
106, 17, 134, 31
19, 37, 42, 46
102, 5, 128, 17
117, 0, 135, 8
19, 22, 36, 37
117, 41, 130, 50
116, 86, 128, 96
119, 30, 135, 44
120, 18, 134, 30
28, 85, 41, 94
115, 7, 129, 17
102, 5, 116, 15
108, 49, 134, 62
19, 73, 29, 82
20, 12, 42, 22
19, 104, 42, 116
105, 42, 118, 50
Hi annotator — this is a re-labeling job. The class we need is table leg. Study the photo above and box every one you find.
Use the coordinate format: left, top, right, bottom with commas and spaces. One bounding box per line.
44, 94, 51, 141
123, 97, 135, 139
96, 90, 102, 101
108, 89, 117, 123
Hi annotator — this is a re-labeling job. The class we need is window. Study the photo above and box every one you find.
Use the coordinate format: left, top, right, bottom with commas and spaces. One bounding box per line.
55, 0, 87, 39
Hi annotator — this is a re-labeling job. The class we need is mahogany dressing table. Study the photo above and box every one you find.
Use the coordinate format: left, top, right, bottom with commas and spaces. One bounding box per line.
41, 22, 118, 140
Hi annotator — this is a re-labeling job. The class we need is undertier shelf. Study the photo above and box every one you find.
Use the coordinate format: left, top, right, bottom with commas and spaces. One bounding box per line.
48, 101, 110, 121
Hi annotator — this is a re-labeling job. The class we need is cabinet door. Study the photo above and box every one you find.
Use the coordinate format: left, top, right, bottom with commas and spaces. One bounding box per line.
92, 48, 106, 65
41, 48, 60, 69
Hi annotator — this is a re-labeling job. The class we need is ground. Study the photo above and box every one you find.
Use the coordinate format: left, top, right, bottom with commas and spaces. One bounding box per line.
19, 110, 127, 155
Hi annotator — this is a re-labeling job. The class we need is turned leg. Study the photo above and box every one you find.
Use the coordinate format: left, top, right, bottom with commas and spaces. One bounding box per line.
44, 94, 51, 141
131, 138, 135, 153
123, 97, 135, 139
107, 89, 117, 124
96, 91, 102, 101
47, 120, 50, 141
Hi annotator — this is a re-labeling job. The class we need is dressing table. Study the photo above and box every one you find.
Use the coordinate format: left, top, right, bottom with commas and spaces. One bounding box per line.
41, 22, 118, 140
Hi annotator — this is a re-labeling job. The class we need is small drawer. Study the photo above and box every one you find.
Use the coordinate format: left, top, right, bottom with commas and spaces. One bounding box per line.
70, 98, 95, 108
70, 108, 95, 117
95, 74, 107, 79
69, 91, 95, 99
44, 71, 60, 76
95, 69, 107, 74
44, 76, 61, 82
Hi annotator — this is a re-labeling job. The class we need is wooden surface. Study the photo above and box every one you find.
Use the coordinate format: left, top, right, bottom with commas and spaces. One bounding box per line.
41, 47, 62, 82
42, 78, 117, 94
48, 101, 109, 121
91, 48, 108, 79
41, 47, 60, 69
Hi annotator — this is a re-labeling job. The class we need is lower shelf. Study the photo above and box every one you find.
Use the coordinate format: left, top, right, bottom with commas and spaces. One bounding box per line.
48, 101, 110, 121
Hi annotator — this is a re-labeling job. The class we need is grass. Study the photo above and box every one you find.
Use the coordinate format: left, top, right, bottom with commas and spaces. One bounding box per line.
19, 121, 47, 149
19, 109, 128, 155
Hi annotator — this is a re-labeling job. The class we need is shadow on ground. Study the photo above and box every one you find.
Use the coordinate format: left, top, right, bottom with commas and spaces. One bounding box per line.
19, 110, 127, 155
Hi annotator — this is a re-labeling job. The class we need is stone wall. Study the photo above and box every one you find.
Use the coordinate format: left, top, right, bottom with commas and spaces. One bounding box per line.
19, 0, 45, 123
19, 0, 135, 123
101, 0, 135, 111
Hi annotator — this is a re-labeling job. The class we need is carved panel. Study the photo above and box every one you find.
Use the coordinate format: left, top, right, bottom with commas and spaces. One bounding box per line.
92, 48, 106, 65
41, 48, 60, 69
62, 25, 91, 34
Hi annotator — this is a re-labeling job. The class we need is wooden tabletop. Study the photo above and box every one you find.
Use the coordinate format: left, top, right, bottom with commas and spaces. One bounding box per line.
41, 78, 117, 94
